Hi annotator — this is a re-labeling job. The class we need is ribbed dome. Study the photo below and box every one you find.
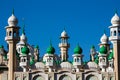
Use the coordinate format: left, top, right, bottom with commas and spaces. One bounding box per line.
100, 33, 108, 44
8, 14, 18, 26
99, 46, 107, 54
21, 45, 29, 54
35, 62, 45, 69
74, 45, 82, 54
87, 61, 98, 69
46, 44, 55, 54
61, 30, 69, 38
60, 62, 73, 69
111, 13, 120, 26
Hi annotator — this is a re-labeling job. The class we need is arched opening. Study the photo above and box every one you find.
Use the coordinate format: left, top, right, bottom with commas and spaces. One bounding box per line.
13, 31, 16, 37
59, 75, 72, 80
114, 31, 116, 36
86, 75, 98, 80
9, 31, 12, 36
33, 75, 44, 80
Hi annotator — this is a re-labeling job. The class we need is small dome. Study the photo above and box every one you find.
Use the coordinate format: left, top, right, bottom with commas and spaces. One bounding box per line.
74, 44, 82, 54
35, 45, 39, 49
0, 45, 4, 49
21, 45, 29, 54
46, 44, 55, 54
87, 61, 98, 69
61, 30, 69, 38
20, 33, 27, 42
111, 13, 120, 26
35, 62, 45, 69
99, 46, 107, 54
8, 14, 18, 26
60, 62, 73, 69
100, 33, 108, 44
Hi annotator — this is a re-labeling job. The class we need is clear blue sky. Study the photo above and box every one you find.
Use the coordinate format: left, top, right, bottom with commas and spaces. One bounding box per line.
0, 0, 119, 61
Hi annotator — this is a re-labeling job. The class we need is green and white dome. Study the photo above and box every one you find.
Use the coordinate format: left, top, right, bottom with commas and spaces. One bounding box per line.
21, 45, 29, 54
74, 44, 82, 54
46, 44, 55, 54
99, 46, 107, 54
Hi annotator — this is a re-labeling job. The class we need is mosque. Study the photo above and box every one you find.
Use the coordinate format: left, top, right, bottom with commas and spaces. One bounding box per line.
0, 11, 120, 80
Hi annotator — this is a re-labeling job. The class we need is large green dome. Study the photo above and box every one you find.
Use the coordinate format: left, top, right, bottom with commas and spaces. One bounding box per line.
46, 44, 55, 54
74, 45, 82, 54
99, 46, 107, 54
21, 45, 29, 54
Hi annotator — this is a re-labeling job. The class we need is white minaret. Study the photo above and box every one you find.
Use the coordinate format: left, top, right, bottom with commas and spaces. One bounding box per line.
59, 30, 70, 62
19, 45, 29, 72
109, 12, 120, 80
45, 44, 55, 72
5, 10, 20, 80
72, 44, 83, 72
98, 46, 108, 72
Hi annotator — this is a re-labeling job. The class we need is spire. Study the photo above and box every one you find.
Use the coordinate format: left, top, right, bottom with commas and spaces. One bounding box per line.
115, 9, 118, 14
104, 29, 106, 34
22, 18, 25, 35
12, 8, 14, 15
50, 39, 52, 47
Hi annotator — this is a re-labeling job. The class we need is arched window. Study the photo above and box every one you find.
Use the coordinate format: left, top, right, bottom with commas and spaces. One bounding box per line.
13, 31, 16, 37
9, 31, 12, 36
114, 31, 116, 36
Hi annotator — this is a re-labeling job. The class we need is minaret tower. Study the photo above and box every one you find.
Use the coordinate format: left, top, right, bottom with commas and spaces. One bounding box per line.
90, 45, 96, 62
5, 11, 20, 80
59, 30, 70, 62
109, 12, 120, 80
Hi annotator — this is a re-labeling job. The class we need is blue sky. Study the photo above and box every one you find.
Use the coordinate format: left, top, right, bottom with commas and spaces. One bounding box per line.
0, 0, 120, 61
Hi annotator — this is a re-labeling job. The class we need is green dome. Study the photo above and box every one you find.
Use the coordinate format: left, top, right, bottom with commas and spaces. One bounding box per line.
0, 45, 3, 49
74, 45, 82, 54
108, 50, 114, 60
35, 45, 39, 49
21, 45, 29, 54
91, 45, 95, 49
99, 46, 107, 54
46, 44, 55, 54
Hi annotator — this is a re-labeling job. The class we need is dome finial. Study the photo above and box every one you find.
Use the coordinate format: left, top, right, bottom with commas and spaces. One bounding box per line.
63, 26, 66, 31
50, 39, 52, 46
12, 8, 14, 15
104, 29, 106, 34
115, 8, 118, 14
